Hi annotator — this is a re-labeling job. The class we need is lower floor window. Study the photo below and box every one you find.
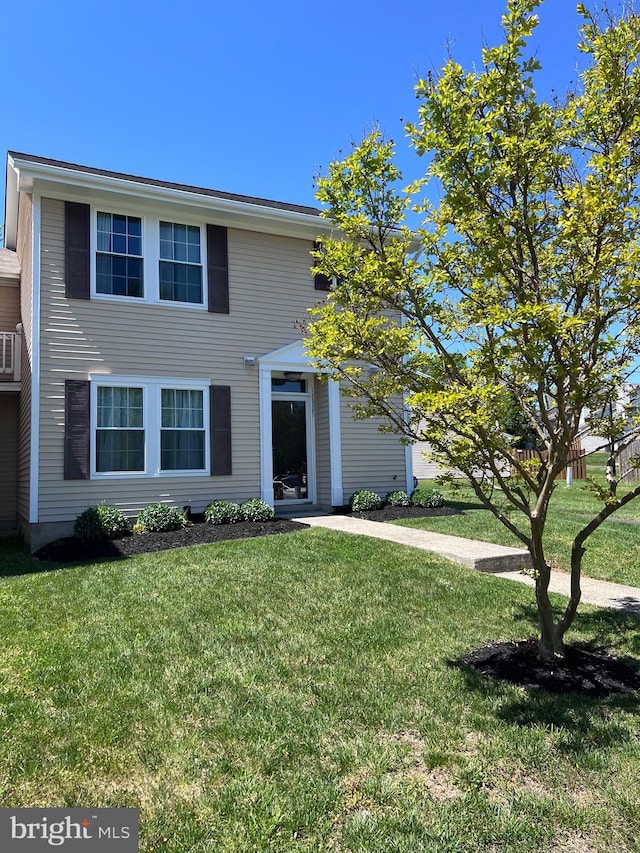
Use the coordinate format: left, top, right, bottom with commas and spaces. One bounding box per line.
161, 388, 205, 470
96, 386, 144, 472
93, 380, 208, 475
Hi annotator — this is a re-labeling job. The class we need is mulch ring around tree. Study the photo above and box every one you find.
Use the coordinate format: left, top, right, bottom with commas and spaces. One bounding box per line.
461, 638, 640, 698
34, 505, 463, 564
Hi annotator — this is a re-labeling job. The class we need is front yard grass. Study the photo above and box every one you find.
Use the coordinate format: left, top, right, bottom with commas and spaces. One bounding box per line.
404, 464, 640, 587
1, 531, 640, 851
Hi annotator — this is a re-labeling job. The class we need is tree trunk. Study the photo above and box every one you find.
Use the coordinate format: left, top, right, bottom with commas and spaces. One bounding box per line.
535, 569, 566, 660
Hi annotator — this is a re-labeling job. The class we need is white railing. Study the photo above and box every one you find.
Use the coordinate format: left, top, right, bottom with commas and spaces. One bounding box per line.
0, 332, 21, 381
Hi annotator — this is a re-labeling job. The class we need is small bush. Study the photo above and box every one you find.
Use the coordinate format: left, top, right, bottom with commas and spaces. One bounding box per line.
240, 498, 275, 522
410, 487, 446, 508
74, 504, 130, 541
350, 490, 384, 512
205, 500, 242, 525
136, 503, 190, 533
386, 490, 410, 507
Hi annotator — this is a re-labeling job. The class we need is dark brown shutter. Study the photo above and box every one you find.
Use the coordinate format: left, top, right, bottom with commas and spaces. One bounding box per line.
207, 225, 229, 313
65, 202, 90, 299
210, 385, 232, 475
313, 241, 332, 291
64, 379, 90, 479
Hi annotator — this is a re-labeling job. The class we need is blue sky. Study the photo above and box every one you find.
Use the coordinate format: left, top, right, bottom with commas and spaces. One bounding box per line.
1, 1, 599, 213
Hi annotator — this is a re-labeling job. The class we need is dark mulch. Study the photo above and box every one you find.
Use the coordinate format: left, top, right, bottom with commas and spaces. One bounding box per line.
34, 504, 461, 564
351, 505, 462, 522
461, 639, 640, 698
34, 517, 309, 563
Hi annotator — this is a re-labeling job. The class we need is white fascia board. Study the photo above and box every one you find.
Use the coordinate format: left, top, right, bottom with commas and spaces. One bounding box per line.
10, 156, 336, 241
4, 158, 20, 250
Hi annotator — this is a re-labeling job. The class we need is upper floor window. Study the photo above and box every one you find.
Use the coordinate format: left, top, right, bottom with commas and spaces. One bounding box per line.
65, 201, 229, 314
159, 221, 203, 304
96, 212, 143, 297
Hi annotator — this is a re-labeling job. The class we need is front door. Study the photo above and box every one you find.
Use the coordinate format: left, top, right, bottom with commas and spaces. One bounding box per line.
272, 380, 312, 503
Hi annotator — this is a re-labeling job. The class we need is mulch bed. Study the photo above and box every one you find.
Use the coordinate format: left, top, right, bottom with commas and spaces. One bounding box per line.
461, 638, 640, 698
350, 505, 462, 522
34, 517, 309, 563
34, 505, 462, 564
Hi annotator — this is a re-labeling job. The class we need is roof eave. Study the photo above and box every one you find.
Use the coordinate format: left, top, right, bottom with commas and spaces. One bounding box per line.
8, 153, 334, 241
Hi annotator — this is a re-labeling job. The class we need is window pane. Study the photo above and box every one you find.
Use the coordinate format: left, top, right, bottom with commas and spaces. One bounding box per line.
161, 389, 203, 428
96, 254, 144, 297
161, 430, 204, 470
112, 214, 127, 235
158, 221, 201, 273
96, 429, 145, 472
128, 218, 142, 238
98, 386, 143, 427
128, 235, 141, 256
159, 261, 202, 304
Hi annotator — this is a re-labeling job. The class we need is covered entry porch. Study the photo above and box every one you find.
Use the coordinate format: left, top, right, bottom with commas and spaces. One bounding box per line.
258, 341, 344, 510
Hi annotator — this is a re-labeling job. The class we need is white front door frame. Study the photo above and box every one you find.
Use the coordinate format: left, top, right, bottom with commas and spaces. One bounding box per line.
271, 388, 315, 505
257, 341, 343, 508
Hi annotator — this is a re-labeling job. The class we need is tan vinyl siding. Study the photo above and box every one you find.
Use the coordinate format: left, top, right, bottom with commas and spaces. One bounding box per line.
0, 280, 20, 386
340, 395, 407, 502
0, 281, 20, 329
314, 377, 332, 507
0, 394, 18, 529
38, 197, 325, 522
17, 193, 33, 358
16, 192, 33, 525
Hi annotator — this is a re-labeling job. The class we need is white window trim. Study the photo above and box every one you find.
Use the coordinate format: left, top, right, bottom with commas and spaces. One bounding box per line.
89, 206, 208, 310
90, 376, 210, 479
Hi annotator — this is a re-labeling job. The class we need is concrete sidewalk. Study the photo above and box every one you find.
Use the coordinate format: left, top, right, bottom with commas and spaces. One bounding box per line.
295, 514, 640, 615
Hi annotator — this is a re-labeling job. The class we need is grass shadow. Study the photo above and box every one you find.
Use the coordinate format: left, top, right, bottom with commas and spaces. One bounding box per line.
0, 538, 129, 577
450, 654, 639, 756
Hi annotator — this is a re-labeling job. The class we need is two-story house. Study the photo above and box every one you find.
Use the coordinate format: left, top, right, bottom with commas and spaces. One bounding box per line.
1, 152, 413, 550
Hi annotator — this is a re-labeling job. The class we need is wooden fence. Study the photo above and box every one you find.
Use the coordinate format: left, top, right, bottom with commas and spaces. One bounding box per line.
512, 439, 586, 480
620, 439, 640, 483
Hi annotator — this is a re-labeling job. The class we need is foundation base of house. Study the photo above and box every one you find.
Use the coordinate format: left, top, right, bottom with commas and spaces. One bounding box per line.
22, 520, 75, 553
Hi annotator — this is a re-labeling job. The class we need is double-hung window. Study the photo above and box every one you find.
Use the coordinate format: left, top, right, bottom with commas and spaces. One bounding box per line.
92, 380, 208, 476
159, 221, 203, 304
160, 389, 205, 470
96, 386, 145, 472
96, 212, 143, 297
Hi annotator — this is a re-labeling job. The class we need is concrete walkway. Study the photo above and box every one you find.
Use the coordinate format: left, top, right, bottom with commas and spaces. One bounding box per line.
295, 514, 640, 615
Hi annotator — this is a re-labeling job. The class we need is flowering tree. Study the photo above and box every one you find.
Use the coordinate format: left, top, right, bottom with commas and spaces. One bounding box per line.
306, 0, 640, 660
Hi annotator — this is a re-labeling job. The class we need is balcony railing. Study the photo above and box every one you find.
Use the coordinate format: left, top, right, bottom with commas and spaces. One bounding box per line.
0, 332, 21, 382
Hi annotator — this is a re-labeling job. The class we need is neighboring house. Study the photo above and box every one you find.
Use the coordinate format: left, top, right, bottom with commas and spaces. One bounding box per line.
1, 152, 413, 550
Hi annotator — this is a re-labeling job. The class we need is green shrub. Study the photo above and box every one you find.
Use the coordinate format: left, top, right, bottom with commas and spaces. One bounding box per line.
74, 504, 130, 541
410, 487, 446, 508
136, 503, 190, 533
205, 500, 242, 525
240, 499, 275, 522
350, 490, 384, 512
386, 490, 410, 507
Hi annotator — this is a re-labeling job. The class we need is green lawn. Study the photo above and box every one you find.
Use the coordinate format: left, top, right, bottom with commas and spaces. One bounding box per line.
407, 462, 640, 587
1, 532, 640, 851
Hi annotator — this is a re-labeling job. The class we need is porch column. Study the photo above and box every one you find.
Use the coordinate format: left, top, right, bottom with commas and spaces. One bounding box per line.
328, 378, 344, 506
259, 365, 274, 505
